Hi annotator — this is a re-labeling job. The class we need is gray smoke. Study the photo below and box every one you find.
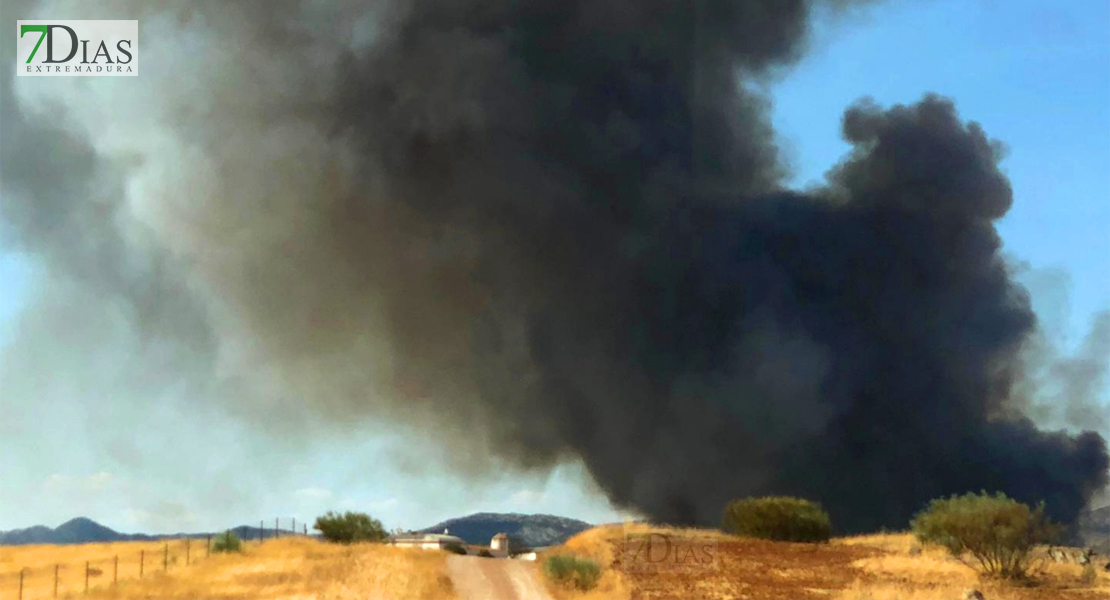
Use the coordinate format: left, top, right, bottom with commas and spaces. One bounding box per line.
3, 0, 1107, 533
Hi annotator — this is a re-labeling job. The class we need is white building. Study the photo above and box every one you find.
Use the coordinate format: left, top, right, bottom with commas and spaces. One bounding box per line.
389, 529, 467, 551
490, 532, 510, 558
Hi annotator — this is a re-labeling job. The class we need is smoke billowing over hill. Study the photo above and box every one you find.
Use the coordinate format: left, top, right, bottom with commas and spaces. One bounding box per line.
2, 0, 1107, 532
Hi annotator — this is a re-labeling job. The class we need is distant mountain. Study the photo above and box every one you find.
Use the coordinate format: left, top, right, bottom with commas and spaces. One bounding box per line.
1079, 505, 1109, 553
0, 518, 291, 546
0, 524, 55, 546
417, 512, 591, 548
52, 517, 121, 544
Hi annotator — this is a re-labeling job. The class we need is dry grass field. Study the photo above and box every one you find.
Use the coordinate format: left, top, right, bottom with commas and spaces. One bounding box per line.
0, 537, 455, 600
541, 525, 1110, 600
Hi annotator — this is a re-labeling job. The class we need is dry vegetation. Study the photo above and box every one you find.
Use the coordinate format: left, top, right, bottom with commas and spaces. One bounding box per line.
541, 525, 1110, 600
0, 537, 455, 600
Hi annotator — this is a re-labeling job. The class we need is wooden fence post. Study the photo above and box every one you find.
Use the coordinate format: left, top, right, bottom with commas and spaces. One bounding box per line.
85, 561, 89, 593
164, 543, 169, 571
114, 555, 118, 584
54, 564, 59, 598
140, 550, 144, 578
18, 568, 24, 600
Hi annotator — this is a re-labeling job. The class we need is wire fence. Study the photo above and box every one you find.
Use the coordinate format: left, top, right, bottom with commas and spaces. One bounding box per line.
1, 519, 312, 600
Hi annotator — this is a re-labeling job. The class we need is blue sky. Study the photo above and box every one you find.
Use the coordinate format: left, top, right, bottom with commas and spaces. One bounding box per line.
1, 0, 1107, 533
773, 0, 1110, 336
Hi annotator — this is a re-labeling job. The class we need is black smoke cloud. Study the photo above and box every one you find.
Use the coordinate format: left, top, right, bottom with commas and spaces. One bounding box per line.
3, 0, 1107, 532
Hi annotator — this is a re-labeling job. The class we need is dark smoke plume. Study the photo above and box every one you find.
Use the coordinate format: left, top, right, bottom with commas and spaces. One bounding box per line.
3, 0, 1107, 532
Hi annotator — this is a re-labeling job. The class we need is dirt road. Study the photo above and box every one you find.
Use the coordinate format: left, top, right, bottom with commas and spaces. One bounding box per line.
446, 555, 554, 600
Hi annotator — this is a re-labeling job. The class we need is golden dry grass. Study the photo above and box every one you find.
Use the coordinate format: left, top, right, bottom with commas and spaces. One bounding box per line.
1, 537, 196, 599
1, 537, 455, 600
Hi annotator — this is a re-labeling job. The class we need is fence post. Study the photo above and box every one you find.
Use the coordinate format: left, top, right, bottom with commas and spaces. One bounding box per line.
114, 555, 118, 585
164, 543, 169, 571
18, 568, 24, 600
140, 550, 144, 578
85, 561, 89, 593
207, 534, 211, 556
54, 564, 59, 598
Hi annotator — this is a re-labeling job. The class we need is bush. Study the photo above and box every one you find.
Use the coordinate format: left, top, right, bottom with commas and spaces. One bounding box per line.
478, 549, 493, 558
314, 511, 388, 544
721, 496, 832, 542
543, 554, 601, 591
211, 530, 242, 553
911, 491, 1061, 580
443, 542, 468, 555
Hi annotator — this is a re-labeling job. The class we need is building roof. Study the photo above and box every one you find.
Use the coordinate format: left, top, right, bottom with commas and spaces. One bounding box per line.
391, 533, 465, 545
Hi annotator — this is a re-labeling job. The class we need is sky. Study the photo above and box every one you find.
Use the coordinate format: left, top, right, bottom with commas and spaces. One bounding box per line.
0, 0, 1108, 534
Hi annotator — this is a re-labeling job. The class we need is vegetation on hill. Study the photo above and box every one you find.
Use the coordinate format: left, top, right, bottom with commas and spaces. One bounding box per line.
0, 517, 269, 546
911, 491, 1061, 580
417, 512, 591, 548
722, 496, 832, 542
314, 511, 388, 544
210, 530, 242, 553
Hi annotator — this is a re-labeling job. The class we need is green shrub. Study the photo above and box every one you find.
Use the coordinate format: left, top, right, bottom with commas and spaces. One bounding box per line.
543, 554, 601, 591
911, 491, 1061, 580
478, 549, 493, 558
721, 496, 832, 542
313, 511, 388, 544
443, 542, 468, 555
211, 530, 242, 553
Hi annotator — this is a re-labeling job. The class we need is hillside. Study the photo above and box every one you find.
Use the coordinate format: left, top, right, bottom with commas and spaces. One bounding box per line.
0, 518, 276, 546
418, 512, 590, 548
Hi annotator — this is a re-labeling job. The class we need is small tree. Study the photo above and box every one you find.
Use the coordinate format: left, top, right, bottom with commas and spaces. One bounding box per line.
314, 511, 388, 544
211, 530, 242, 553
911, 491, 1061, 580
722, 496, 832, 542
